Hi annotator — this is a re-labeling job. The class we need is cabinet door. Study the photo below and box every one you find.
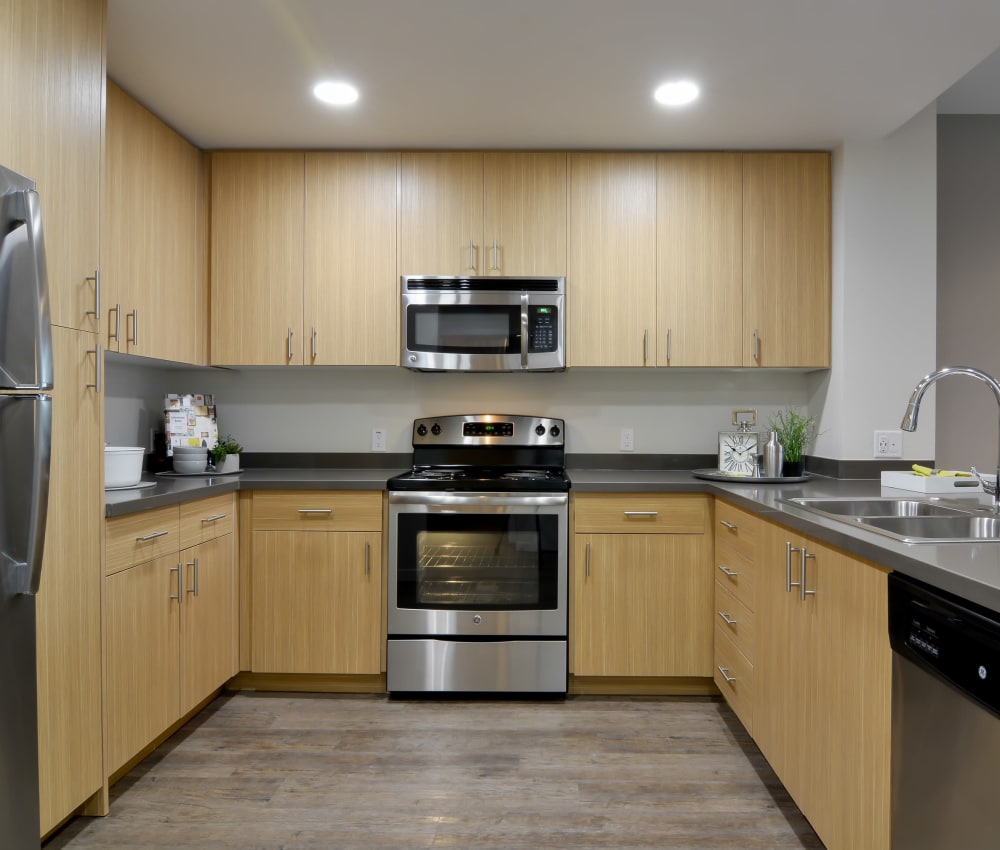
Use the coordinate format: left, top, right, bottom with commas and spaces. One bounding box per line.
743, 153, 831, 367
251, 531, 382, 674
180, 534, 236, 715
210, 152, 304, 365
0, 0, 104, 333
483, 152, 567, 276
568, 153, 656, 366
572, 532, 711, 676
104, 553, 181, 774
657, 153, 743, 366
304, 152, 398, 365
400, 152, 484, 275
36, 326, 102, 834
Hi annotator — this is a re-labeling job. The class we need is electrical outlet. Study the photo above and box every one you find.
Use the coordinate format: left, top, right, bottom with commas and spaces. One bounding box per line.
874, 429, 902, 458
371, 428, 387, 452
620, 427, 635, 452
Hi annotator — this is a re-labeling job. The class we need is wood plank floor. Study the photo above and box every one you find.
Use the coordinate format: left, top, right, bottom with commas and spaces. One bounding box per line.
46, 693, 823, 849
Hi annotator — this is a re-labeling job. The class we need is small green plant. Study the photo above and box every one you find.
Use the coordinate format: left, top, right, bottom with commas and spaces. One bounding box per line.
209, 434, 243, 465
768, 408, 818, 463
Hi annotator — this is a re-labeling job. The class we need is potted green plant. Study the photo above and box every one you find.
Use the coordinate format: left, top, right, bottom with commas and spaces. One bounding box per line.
768, 408, 818, 477
209, 434, 243, 474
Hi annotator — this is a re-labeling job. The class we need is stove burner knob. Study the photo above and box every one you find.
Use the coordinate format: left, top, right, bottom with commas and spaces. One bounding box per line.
550, 425, 561, 437
431, 423, 442, 435
535, 424, 546, 436
416, 424, 428, 436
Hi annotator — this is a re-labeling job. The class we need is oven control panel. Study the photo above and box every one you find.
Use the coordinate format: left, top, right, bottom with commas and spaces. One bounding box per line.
412, 414, 565, 447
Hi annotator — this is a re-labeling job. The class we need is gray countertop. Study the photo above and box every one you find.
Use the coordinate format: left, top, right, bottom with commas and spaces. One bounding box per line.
106, 465, 1000, 614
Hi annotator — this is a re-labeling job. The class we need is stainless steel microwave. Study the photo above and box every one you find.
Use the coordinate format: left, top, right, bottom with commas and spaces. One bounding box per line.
400, 276, 565, 372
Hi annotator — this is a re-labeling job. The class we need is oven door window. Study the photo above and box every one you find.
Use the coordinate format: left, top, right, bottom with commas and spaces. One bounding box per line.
407, 305, 520, 354
396, 513, 559, 610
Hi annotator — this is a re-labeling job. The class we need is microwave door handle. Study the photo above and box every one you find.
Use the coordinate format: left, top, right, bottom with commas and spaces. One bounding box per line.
520, 293, 529, 368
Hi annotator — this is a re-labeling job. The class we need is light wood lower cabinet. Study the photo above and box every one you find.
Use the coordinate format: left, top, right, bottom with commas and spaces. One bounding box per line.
572, 494, 712, 677
104, 495, 236, 775
754, 519, 890, 850
249, 490, 383, 675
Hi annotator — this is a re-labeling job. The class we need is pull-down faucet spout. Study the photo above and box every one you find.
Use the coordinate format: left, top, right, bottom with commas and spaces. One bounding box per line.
900, 366, 1000, 514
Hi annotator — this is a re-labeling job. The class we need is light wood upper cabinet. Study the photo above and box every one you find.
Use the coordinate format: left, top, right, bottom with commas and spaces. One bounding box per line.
400, 152, 484, 275
304, 152, 398, 365
104, 82, 207, 364
743, 153, 831, 367
657, 153, 743, 367
483, 152, 567, 276
210, 152, 305, 365
568, 153, 657, 367
0, 0, 104, 333
36, 326, 103, 835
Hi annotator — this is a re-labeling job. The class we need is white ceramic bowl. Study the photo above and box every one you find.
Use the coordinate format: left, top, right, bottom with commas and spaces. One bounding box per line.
173, 458, 207, 474
172, 445, 208, 455
105, 446, 144, 488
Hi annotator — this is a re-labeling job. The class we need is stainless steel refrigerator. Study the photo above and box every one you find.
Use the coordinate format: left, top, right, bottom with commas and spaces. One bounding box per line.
0, 163, 53, 849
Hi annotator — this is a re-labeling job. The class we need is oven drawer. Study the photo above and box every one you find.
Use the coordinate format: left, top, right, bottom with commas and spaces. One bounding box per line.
387, 638, 567, 693
252, 490, 382, 531
574, 493, 708, 533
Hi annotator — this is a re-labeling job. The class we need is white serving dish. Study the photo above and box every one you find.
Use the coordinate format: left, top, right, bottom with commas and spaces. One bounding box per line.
105, 446, 145, 488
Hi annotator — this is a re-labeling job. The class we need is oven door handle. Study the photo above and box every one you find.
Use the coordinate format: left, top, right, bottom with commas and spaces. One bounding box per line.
389, 491, 568, 509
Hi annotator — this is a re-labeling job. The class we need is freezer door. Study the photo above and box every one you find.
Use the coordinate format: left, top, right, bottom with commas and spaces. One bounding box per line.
0, 395, 51, 596
0, 165, 53, 390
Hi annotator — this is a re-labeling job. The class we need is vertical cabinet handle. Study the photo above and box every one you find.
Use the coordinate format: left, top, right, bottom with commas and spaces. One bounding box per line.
585, 542, 591, 578
468, 239, 477, 271
185, 558, 199, 597
311, 326, 317, 360
643, 330, 649, 365
364, 540, 370, 576
491, 239, 499, 271
666, 328, 672, 362
287, 328, 294, 361
753, 328, 761, 363
85, 270, 100, 318
127, 309, 139, 346
169, 564, 182, 602
108, 303, 121, 345
801, 550, 817, 600
86, 343, 102, 393
786, 542, 802, 592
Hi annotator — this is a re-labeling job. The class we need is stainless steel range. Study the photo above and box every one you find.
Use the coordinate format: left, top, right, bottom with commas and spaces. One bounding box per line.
386, 414, 569, 694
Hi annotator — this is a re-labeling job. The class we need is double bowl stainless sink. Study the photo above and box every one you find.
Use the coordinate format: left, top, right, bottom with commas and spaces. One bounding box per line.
780, 497, 1000, 543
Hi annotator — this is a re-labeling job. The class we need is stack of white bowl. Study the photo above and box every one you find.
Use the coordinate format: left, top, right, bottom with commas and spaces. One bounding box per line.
172, 445, 209, 474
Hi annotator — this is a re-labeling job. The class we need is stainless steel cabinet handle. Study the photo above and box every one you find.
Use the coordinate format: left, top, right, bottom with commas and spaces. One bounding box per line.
185, 558, 199, 596
492, 238, 499, 271
643, 329, 649, 365
169, 564, 182, 602
753, 328, 760, 363
297, 508, 333, 514
720, 520, 738, 530
786, 542, 802, 592
136, 530, 169, 542
718, 666, 737, 684
624, 511, 658, 517
719, 611, 737, 627
127, 309, 139, 346
364, 540, 370, 576
201, 513, 226, 523
801, 550, 817, 600
287, 327, 294, 361
311, 326, 317, 360
86, 343, 102, 393
666, 328, 672, 361
468, 239, 476, 271
86, 269, 100, 317
109, 303, 121, 344
585, 541, 591, 578
718, 565, 739, 577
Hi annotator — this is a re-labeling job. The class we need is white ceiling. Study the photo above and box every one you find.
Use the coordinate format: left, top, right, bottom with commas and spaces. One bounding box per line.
107, 0, 1000, 151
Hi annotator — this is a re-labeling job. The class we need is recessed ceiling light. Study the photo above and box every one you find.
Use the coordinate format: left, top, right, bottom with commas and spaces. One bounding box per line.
313, 81, 359, 107
653, 80, 700, 107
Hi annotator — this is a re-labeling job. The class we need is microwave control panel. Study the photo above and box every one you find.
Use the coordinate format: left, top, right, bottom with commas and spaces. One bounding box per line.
528, 306, 559, 352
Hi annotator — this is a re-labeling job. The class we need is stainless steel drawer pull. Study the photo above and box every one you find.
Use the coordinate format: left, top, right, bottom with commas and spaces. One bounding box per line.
127, 309, 139, 346
753, 328, 760, 362
287, 327, 294, 361
786, 542, 802, 593
311, 326, 317, 360
109, 303, 121, 344
169, 564, 182, 602
185, 558, 199, 596
86, 269, 100, 317
201, 514, 226, 523
643, 329, 649, 364
623, 511, 658, 517
585, 541, 591, 578
136, 530, 169, 542
720, 520, 738, 530
719, 611, 737, 627
666, 328, 672, 361
718, 565, 739, 577
718, 666, 737, 684
297, 508, 333, 514
801, 550, 817, 600
86, 343, 102, 393
468, 239, 476, 271
364, 541, 370, 576
492, 238, 499, 271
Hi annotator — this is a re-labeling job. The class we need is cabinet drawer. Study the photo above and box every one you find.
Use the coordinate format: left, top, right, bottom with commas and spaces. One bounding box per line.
574, 493, 708, 533
714, 625, 753, 735
715, 501, 759, 562
180, 493, 236, 549
106, 506, 180, 576
715, 546, 755, 612
252, 490, 382, 531
714, 579, 755, 662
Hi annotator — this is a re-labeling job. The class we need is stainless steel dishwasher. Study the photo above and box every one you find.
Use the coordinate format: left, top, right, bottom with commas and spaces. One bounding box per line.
889, 572, 1000, 849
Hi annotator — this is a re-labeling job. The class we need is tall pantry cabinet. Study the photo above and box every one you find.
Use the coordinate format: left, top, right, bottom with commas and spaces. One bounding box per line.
0, 0, 107, 837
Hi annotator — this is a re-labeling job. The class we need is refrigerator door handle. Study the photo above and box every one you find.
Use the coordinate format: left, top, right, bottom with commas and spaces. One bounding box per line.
25, 394, 52, 595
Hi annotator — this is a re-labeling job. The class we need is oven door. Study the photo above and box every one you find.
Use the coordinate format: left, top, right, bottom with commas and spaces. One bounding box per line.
388, 491, 568, 637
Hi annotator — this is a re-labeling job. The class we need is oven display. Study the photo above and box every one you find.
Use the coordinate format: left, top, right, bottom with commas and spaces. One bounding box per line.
463, 422, 513, 437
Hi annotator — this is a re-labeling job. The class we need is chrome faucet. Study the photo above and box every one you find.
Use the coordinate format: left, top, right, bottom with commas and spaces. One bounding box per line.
900, 366, 1000, 513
